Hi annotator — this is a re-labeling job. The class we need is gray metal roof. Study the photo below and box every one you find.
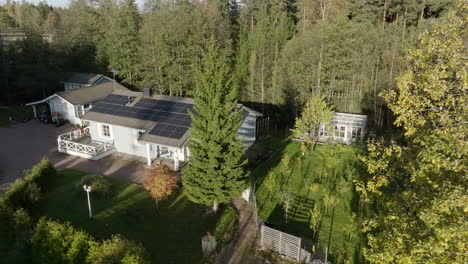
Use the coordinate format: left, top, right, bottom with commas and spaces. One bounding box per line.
63, 72, 104, 85
57, 82, 128, 105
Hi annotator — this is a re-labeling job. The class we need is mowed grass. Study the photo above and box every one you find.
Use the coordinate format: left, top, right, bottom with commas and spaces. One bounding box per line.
253, 137, 366, 263
32, 169, 223, 264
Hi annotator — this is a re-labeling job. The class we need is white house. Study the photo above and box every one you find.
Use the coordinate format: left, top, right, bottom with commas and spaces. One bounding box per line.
26, 81, 129, 125
318, 112, 367, 144
62, 72, 114, 91
56, 89, 263, 170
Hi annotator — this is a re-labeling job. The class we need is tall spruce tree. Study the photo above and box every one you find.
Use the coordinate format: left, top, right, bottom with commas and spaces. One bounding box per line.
182, 39, 248, 212
104, 0, 141, 86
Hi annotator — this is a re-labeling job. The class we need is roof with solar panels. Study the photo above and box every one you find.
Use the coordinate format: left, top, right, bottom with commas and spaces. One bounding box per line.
82, 91, 193, 148
81, 90, 262, 148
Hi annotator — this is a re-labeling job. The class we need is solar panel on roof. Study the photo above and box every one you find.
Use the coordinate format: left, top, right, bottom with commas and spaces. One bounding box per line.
180, 120, 191, 127
101, 94, 135, 105
89, 98, 194, 134
148, 123, 189, 139
174, 126, 187, 133
170, 132, 185, 139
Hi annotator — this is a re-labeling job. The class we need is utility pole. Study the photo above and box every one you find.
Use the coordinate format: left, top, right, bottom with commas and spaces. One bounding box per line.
83, 185, 92, 218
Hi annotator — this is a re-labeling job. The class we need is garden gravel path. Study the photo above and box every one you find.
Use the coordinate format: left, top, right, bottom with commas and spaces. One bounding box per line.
215, 198, 259, 264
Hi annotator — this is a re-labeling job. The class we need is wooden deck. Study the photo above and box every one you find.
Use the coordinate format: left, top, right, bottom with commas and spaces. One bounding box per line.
57, 130, 115, 160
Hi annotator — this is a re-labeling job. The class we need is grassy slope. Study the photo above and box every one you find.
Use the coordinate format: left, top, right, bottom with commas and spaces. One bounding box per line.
33, 169, 224, 264
253, 137, 365, 263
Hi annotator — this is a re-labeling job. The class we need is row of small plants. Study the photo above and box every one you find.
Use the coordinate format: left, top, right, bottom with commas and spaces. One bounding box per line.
0, 159, 150, 264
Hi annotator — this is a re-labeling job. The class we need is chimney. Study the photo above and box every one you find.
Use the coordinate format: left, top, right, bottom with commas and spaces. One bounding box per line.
143, 86, 152, 97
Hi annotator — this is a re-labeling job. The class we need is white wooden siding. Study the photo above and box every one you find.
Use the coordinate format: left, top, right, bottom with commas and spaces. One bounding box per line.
238, 110, 257, 146
49, 96, 79, 125
89, 122, 147, 157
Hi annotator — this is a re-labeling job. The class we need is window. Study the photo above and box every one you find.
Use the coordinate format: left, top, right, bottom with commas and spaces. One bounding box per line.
352, 127, 357, 139
83, 103, 91, 109
138, 131, 144, 138
339, 126, 345, 137
160, 146, 169, 155
102, 125, 111, 138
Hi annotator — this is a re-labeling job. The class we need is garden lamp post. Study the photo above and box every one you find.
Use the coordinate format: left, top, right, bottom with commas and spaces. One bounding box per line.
83, 185, 92, 218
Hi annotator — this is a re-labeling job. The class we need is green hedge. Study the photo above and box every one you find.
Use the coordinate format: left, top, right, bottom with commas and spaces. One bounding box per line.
0, 158, 56, 240
86, 235, 150, 264
1, 158, 56, 209
24, 158, 57, 190
31, 218, 97, 264
31, 218, 150, 264
0, 202, 33, 240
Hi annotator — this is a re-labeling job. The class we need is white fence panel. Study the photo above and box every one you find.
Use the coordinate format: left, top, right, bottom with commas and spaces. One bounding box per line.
261, 225, 311, 262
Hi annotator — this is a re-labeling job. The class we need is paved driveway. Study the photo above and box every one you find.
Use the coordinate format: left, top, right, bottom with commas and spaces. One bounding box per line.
0, 120, 148, 190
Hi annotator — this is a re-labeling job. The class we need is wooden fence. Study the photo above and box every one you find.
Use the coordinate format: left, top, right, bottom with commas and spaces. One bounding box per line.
260, 225, 312, 263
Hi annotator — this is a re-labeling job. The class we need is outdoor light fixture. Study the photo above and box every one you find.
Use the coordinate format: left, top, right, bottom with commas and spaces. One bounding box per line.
83, 185, 93, 218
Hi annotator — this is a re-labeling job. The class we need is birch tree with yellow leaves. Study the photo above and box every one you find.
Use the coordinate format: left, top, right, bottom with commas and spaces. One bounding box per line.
357, 1, 468, 263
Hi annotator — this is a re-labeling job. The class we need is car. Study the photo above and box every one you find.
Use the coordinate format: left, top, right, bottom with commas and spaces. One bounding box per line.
38, 112, 52, 124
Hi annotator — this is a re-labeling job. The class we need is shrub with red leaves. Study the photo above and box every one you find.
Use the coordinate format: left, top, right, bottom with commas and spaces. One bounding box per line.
143, 165, 180, 201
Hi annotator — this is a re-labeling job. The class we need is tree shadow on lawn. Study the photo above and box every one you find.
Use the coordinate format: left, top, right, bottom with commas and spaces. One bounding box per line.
89, 189, 222, 263
252, 136, 291, 187
266, 196, 315, 239
34, 170, 221, 264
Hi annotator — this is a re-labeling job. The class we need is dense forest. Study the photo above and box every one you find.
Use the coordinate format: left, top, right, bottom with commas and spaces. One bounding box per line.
0, 0, 454, 132
1, 1, 466, 263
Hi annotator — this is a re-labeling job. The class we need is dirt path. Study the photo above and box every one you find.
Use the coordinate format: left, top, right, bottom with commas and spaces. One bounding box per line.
215, 198, 258, 264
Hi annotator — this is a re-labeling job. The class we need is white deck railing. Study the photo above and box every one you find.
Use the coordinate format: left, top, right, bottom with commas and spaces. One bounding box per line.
57, 128, 114, 157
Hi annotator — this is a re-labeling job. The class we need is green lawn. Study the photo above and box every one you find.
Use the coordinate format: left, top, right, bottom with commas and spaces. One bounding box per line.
32, 169, 226, 264
253, 137, 367, 263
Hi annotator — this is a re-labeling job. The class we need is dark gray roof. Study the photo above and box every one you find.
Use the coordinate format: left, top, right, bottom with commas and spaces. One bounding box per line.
58, 82, 129, 105
63, 72, 104, 85
82, 92, 193, 147
82, 111, 156, 130
139, 130, 190, 148
82, 92, 260, 148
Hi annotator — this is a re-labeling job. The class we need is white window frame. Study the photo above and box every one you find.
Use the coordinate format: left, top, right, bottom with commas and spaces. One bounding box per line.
99, 123, 113, 139
159, 146, 173, 158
